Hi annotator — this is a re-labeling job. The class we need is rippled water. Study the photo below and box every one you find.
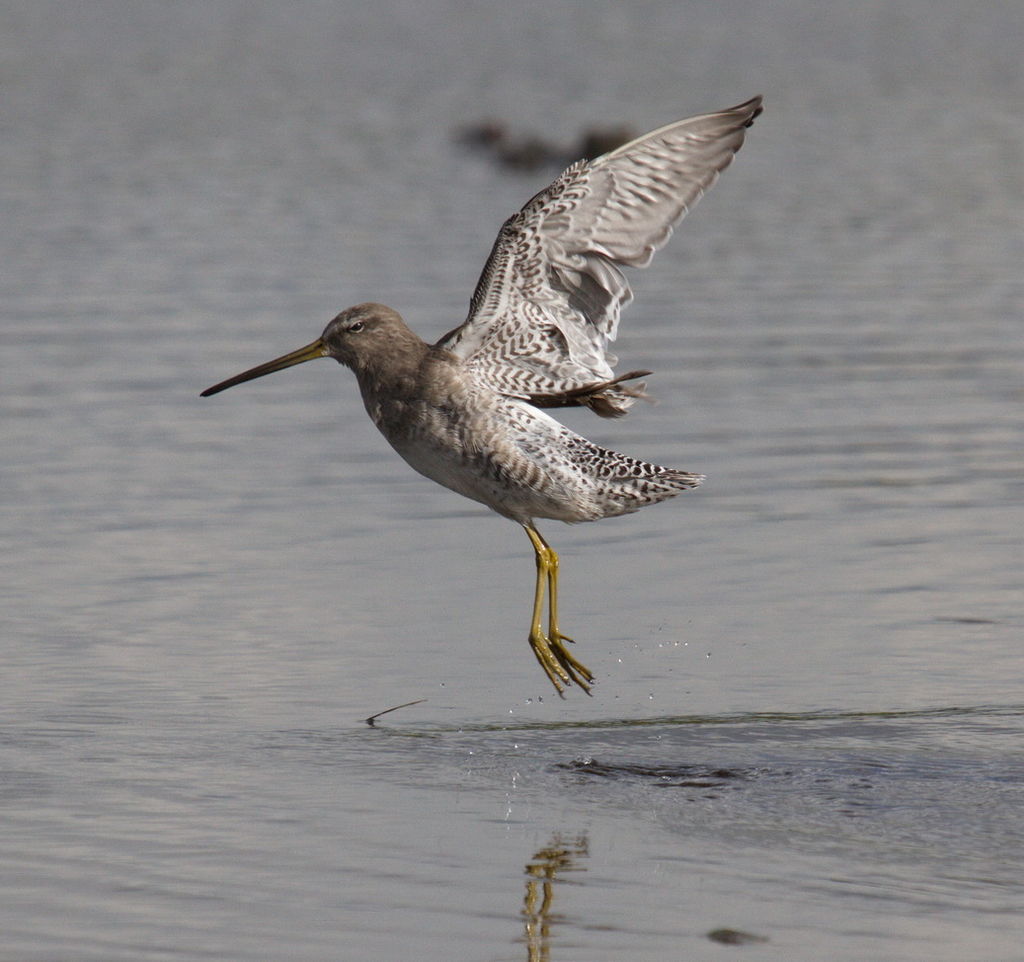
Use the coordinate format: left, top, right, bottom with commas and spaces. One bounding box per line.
3, 1, 1023, 959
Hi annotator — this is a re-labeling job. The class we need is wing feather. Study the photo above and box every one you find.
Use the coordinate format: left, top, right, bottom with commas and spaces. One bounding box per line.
436, 97, 762, 416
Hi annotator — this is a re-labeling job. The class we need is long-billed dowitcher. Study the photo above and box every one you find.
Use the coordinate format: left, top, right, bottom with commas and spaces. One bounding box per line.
202, 97, 762, 695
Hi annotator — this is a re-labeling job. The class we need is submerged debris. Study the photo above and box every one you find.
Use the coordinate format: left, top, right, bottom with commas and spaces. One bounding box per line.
707, 928, 770, 945
455, 119, 635, 172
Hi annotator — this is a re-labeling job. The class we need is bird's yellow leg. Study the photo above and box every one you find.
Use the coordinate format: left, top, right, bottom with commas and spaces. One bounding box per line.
523, 524, 593, 695
524, 524, 568, 693
534, 529, 571, 643
540, 534, 594, 688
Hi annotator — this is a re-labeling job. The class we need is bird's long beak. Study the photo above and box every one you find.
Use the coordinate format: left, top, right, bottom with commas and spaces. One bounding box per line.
200, 339, 328, 396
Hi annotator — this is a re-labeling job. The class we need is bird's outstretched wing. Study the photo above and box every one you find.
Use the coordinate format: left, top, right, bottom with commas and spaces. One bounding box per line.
436, 96, 762, 417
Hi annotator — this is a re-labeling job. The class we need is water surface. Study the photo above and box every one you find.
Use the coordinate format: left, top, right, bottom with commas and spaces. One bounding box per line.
2, 1, 1022, 959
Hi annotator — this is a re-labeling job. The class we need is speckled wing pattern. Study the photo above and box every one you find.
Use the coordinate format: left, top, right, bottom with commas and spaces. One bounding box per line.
436, 97, 762, 417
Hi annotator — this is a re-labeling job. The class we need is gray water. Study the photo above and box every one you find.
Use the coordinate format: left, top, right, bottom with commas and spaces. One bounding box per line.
3, 1, 1023, 959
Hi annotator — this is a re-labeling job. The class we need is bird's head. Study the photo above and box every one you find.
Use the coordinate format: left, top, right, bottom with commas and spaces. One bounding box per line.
200, 303, 421, 397
320, 303, 415, 373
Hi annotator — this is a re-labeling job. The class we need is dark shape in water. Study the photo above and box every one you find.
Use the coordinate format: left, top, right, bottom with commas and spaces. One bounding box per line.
707, 927, 770, 945
456, 118, 637, 171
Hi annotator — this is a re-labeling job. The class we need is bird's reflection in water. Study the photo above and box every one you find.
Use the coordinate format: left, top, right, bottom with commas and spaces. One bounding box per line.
521, 833, 589, 962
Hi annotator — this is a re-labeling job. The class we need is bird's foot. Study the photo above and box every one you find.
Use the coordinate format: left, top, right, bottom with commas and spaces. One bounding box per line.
529, 629, 594, 697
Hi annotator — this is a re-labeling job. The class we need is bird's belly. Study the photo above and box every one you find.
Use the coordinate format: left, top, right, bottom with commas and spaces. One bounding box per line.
383, 405, 601, 524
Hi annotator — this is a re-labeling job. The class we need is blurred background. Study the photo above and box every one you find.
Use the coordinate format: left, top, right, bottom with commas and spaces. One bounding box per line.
2, 1, 1022, 959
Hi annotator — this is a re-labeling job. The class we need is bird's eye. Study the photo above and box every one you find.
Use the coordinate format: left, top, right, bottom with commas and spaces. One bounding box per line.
348, 321, 365, 333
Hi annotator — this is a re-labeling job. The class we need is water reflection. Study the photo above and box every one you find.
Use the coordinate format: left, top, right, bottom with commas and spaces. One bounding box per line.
521, 833, 589, 962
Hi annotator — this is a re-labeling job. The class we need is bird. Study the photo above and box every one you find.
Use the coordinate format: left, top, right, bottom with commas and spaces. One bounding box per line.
201, 96, 763, 696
